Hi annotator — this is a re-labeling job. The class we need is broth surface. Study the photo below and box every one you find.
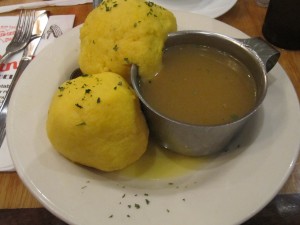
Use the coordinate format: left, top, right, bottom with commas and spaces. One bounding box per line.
140, 44, 257, 125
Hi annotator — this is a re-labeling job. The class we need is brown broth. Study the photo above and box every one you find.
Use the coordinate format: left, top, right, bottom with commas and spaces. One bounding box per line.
140, 44, 257, 125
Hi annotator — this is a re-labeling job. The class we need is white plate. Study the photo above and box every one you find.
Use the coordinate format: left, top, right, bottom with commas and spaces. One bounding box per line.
7, 11, 300, 225
152, 0, 237, 18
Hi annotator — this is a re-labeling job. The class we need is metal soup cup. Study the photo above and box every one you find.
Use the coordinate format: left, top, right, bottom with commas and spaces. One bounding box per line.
131, 30, 280, 156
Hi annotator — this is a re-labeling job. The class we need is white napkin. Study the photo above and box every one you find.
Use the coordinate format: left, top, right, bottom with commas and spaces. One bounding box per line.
0, 0, 92, 14
0, 14, 75, 171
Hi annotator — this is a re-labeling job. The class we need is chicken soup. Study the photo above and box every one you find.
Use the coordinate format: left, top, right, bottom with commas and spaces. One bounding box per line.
139, 44, 257, 125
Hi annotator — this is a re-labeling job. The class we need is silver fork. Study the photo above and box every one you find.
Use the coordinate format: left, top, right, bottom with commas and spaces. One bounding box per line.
0, 10, 35, 148
0, 10, 35, 65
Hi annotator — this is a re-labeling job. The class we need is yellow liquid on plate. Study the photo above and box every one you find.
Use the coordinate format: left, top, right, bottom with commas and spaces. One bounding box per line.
116, 139, 210, 179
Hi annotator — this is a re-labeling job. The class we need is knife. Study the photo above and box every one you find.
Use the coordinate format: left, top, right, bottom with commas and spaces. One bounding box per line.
0, 10, 48, 148
16, 10, 49, 77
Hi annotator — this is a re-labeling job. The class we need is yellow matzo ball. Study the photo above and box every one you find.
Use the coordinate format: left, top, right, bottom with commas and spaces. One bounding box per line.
46, 72, 149, 171
79, 0, 177, 81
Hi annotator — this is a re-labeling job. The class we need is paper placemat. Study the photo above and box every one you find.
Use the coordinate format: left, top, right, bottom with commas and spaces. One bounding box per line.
0, 14, 75, 171
0, 0, 92, 13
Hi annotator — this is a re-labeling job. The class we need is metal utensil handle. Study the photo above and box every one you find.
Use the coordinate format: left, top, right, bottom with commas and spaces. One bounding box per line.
93, 0, 102, 8
236, 37, 280, 73
0, 59, 31, 147
0, 52, 13, 66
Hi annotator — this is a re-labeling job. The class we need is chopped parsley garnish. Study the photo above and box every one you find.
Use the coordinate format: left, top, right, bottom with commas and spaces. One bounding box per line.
146, 1, 154, 7
76, 122, 86, 126
104, 4, 111, 11
134, 21, 141, 27
113, 44, 119, 51
124, 58, 130, 64
58, 86, 65, 91
75, 103, 83, 109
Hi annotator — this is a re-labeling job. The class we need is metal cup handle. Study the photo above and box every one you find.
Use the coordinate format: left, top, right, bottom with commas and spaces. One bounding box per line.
236, 37, 280, 73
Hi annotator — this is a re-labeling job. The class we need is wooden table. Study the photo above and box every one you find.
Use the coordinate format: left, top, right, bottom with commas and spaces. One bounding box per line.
0, 0, 299, 224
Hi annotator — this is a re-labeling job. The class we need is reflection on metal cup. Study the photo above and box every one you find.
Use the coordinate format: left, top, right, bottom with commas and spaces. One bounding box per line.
262, 0, 300, 50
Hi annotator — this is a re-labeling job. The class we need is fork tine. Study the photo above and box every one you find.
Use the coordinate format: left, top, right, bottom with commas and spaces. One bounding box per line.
0, 9, 36, 65
25, 11, 36, 41
19, 10, 28, 42
21, 10, 33, 42
11, 10, 24, 43
14, 10, 35, 43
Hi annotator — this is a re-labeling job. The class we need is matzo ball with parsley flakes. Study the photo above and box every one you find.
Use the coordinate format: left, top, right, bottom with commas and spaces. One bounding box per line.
46, 72, 149, 172
79, 0, 177, 81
